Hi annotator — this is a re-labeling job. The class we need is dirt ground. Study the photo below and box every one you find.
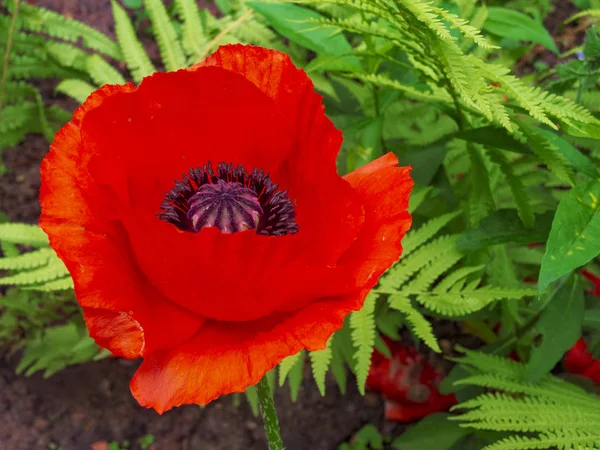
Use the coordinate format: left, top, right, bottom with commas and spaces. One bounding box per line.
0, 0, 584, 449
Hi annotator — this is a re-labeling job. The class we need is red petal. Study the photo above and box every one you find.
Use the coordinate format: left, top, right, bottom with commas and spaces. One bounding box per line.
130, 317, 302, 413
76, 46, 364, 322
40, 85, 204, 357
564, 338, 594, 374
342, 153, 413, 286
83, 308, 144, 358
199, 44, 363, 265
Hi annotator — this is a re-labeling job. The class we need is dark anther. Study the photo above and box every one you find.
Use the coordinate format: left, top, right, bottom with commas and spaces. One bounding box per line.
159, 162, 299, 236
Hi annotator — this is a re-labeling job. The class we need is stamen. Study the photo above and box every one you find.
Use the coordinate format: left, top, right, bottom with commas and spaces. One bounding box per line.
159, 162, 299, 236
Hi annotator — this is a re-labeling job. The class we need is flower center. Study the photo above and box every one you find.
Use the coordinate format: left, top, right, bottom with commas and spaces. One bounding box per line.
159, 162, 298, 236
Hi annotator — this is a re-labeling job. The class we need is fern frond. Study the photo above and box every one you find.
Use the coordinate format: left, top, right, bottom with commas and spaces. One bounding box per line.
566, 9, 600, 23
453, 349, 600, 449
278, 350, 304, 386
388, 294, 440, 352
55, 79, 96, 104
0, 247, 55, 270
487, 148, 535, 228
0, 259, 69, 286
455, 393, 600, 433
111, 0, 155, 83
416, 286, 535, 316
0, 223, 48, 246
310, 337, 333, 396
86, 54, 126, 86
349, 292, 377, 394
174, 0, 207, 59
401, 211, 460, 256
466, 142, 496, 225
6, 1, 121, 60
403, 247, 465, 293
379, 235, 459, 290
45, 42, 89, 72
483, 430, 600, 450
144, 0, 187, 71
25, 277, 74, 292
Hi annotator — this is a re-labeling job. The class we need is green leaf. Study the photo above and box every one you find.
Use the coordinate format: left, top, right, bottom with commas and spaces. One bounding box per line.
244, 385, 259, 416
55, 79, 96, 104
467, 144, 496, 226
350, 293, 377, 395
536, 129, 600, 179
144, 0, 187, 71
456, 126, 531, 154
0, 223, 49, 246
527, 274, 585, 382
112, 0, 155, 83
309, 338, 332, 396
247, 3, 354, 58
583, 309, 600, 330
330, 332, 348, 394
86, 54, 127, 86
484, 7, 559, 54
539, 180, 600, 295
456, 210, 553, 251
278, 350, 303, 386
174, 0, 207, 59
388, 295, 441, 352
392, 413, 472, 450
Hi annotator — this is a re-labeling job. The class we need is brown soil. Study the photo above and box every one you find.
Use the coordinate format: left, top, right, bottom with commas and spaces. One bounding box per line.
0, 355, 385, 450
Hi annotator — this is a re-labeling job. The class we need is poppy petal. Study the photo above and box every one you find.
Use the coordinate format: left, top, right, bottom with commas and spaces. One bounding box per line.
83, 307, 144, 358
40, 85, 204, 356
130, 317, 302, 413
342, 153, 413, 286
199, 45, 363, 265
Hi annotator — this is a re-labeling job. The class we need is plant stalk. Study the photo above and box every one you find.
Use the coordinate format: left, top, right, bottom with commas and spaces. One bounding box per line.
256, 376, 284, 450
0, 0, 21, 122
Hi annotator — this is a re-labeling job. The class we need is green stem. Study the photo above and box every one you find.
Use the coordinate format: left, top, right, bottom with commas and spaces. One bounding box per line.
256, 376, 284, 450
0, 0, 21, 122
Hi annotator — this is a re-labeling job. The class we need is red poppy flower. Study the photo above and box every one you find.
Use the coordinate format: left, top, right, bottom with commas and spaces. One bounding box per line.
39, 45, 413, 413
366, 342, 456, 422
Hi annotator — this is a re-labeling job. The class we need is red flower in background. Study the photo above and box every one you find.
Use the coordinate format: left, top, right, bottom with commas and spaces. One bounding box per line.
564, 338, 600, 386
39, 45, 413, 413
366, 342, 456, 422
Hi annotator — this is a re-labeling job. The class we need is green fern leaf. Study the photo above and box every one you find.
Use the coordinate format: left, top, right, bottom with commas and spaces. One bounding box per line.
174, 0, 207, 59
55, 79, 96, 104
0, 223, 48, 246
401, 211, 460, 256
278, 350, 304, 386
349, 292, 377, 395
467, 143, 496, 226
417, 286, 535, 316
25, 277, 74, 292
144, 0, 187, 72
0, 248, 55, 271
111, 0, 155, 83
380, 235, 459, 290
7, 1, 121, 60
86, 54, 126, 86
0, 259, 69, 286
516, 120, 574, 185
309, 337, 333, 396
487, 147, 535, 228
388, 294, 440, 352
244, 385, 259, 416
